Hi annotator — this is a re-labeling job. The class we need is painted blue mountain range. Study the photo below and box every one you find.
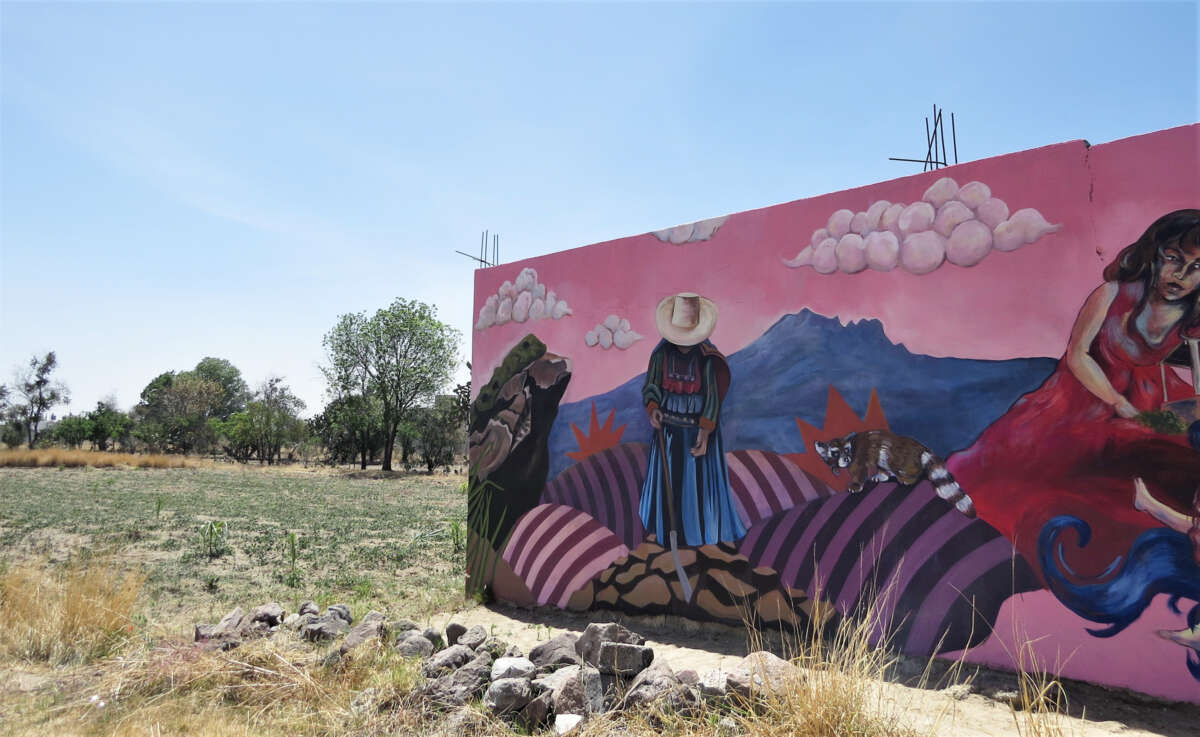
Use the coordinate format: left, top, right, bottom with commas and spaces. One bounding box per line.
546, 309, 1057, 482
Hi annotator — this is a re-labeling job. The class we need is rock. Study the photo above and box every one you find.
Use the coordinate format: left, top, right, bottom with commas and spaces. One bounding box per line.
302, 615, 350, 642
989, 689, 1023, 708
717, 716, 740, 735
391, 619, 420, 635
492, 656, 537, 681
503, 644, 524, 658
622, 660, 681, 708
439, 705, 489, 733
293, 613, 318, 632
575, 622, 645, 666
677, 669, 699, 686
421, 628, 444, 650
238, 619, 273, 639
554, 714, 584, 735
547, 665, 603, 715
596, 642, 653, 677
445, 622, 467, 646
475, 637, 509, 659
395, 631, 435, 658
485, 677, 534, 715
212, 607, 244, 636
340, 611, 387, 655
518, 691, 553, 730
530, 633, 580, 668
193, 624, 214, 642
422, 644, 476, 678
249, 602, 285, 627
699, 668, 729, 699
282, 613, 301, 629
457, 624, 488, 650
421, 653, 493, 706
350, 686, 378, 715
726, 651, 800, 700
325, 604, 353, 625
943, 683, 973, 701
298, 601, 319, 616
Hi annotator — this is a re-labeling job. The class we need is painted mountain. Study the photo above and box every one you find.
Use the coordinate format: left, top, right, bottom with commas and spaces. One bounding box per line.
547, 309, 1056, 481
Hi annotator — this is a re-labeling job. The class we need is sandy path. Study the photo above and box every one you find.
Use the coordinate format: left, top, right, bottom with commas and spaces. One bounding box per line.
431, 604, 1198, 737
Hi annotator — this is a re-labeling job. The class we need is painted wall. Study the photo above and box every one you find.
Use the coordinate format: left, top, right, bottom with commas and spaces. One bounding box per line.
468, 124, 1200, 703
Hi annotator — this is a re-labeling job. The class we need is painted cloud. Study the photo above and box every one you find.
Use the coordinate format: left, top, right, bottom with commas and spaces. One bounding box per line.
783, 178, 1061, 275
585, 314, 642, 350
652, 215, 728, 245
476, 267, 572, 330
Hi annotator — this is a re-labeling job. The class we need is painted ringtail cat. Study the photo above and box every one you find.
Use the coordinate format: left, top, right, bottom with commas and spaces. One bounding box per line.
813, 430, 976, 517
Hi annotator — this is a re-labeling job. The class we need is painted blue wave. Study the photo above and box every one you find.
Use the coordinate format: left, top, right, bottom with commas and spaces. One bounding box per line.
1039, 515, 1200, 682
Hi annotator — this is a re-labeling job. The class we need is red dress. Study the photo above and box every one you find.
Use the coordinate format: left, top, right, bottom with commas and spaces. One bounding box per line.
947, 281, 1198, 577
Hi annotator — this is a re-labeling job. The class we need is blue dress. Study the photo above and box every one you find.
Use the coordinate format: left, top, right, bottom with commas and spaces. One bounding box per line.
639, 340, 747, 546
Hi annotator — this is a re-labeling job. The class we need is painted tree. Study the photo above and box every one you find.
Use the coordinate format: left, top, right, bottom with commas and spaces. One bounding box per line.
322, 298, 460, 472
11, 352, 70, 448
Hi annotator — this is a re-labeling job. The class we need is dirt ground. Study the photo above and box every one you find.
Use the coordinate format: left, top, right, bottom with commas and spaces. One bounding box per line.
431, 603, 1199, 737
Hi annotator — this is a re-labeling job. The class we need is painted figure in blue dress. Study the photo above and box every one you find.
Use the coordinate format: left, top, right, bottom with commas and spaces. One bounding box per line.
640, 293, 747, 546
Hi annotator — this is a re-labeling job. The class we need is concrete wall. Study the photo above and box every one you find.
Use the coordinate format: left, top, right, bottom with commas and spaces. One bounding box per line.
468, 124, 1200, 703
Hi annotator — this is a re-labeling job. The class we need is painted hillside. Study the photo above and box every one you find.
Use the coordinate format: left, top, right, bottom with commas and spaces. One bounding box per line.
547, 309, 1057, 481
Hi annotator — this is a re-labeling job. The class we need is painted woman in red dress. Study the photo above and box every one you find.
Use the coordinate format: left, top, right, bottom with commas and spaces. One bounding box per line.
948, 209, 1200, 576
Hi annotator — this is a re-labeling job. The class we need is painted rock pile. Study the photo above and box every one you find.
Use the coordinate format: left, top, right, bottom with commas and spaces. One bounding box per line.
567, 537, 825, 631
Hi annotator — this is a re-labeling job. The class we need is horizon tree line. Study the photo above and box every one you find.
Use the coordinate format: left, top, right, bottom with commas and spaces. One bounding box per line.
1, 298, 467, 471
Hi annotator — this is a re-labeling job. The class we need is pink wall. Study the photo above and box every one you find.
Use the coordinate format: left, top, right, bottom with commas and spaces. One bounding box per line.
473, 137, 1110, 403
471, 124, 1200, 703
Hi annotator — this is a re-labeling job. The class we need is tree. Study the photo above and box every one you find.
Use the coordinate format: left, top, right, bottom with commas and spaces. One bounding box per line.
310, 394, 385, 469
11, 352, 70, 448
322, 299, 460, 472
86, 400, 132, 451
247, 377, 306, 464
453, 380, 471, 426
192, 357, 250, 421
415, 395, 461, 473
131, 371, 222, 453
52, 415, 92, 449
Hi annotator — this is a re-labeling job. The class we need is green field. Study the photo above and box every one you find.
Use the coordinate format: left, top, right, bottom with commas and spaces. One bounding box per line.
0, 465, 470, 629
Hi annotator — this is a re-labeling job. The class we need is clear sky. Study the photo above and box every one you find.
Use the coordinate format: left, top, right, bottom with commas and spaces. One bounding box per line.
1, 1, 1196, 418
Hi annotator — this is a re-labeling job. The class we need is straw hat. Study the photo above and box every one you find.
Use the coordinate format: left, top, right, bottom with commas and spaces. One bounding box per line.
655, 293, 718, 346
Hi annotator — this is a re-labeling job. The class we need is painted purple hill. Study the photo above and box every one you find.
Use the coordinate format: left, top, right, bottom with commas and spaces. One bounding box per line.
547, 309, 1056, 481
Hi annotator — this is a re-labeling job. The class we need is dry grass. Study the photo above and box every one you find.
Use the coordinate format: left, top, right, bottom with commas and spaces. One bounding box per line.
0, 449, 199, 469
0, 557, 144, 665
77, 638, 431, 737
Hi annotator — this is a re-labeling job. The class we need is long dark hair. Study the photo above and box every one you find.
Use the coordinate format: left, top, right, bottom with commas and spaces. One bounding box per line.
1102, 209, 1200, 333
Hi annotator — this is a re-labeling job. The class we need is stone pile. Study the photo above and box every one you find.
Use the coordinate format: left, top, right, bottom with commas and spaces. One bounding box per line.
194, 604, 804, 734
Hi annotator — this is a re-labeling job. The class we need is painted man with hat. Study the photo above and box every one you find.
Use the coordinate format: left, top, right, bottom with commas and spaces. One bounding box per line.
640, 293, 747, 546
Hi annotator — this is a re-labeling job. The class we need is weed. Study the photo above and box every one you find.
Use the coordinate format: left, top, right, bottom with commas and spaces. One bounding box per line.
154, 494, 165, 521
203, 574, 220, 594
283, 531, 302, 588
449, 519, 466, 555
199, 520, 229, 559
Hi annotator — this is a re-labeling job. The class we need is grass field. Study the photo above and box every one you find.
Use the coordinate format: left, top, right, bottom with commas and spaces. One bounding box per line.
0, 464, 470, 632
0, 463, 1152, 737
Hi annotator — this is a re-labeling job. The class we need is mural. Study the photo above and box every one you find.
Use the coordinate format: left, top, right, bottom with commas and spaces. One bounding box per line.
469, 124, 1200, 703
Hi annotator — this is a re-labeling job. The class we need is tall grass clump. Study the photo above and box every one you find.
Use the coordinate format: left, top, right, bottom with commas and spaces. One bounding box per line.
93, 638, 431, 737
0, 448, 197, 469
0, 557, 143, 665
734, 595, 920, 737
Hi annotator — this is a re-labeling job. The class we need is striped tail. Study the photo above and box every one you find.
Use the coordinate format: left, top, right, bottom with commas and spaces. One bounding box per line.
921, 452, 975, 518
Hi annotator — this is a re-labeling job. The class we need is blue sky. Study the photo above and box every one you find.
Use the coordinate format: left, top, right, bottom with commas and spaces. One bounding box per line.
2, 1, 1196, 417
